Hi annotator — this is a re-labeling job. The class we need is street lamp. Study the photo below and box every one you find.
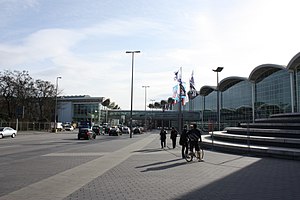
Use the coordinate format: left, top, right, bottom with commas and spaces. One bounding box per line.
126, 50, 141, 138
54, 76, 62, 133
142, 86, 150, 111
142, 85, 150, 128
212, 67, 223, 131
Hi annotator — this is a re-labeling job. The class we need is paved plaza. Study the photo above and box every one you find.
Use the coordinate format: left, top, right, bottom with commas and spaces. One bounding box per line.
1, 131, 300, 200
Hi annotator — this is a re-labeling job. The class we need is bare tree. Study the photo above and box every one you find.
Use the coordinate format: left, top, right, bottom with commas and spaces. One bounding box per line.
0, 70, 56, 122
34, 79, 56, 121
13, 70, 35, 120
0, 70, 16, 120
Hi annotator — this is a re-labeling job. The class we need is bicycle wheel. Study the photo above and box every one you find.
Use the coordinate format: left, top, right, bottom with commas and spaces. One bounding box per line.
185, 151, 194, 162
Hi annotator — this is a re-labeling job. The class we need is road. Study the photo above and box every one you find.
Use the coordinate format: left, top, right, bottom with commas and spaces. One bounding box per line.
0, 131, 152, 199
1, 130, 300, 200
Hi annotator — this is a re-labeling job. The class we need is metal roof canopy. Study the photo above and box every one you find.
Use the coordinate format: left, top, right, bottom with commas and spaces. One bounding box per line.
218, 76, 248, 92
248, 64, 286, 83
287, 52, 300, 71
199, 85, 216, 96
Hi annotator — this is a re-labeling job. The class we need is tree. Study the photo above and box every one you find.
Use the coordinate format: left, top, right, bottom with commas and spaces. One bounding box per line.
148, 103, 154, 110
34, 79, 56, 121
13, 70, 35, 120
167, 97, 175, 110
0, 70, 57, 122
160, 100, 167, 111
154, 102, 161, 109
0, 70, 15, 120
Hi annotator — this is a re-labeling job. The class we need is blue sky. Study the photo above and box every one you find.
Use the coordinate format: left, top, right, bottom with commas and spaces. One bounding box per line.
1, 0, 300, 110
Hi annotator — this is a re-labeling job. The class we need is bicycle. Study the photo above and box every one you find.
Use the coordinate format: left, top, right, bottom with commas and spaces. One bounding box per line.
185, 140, 204, 162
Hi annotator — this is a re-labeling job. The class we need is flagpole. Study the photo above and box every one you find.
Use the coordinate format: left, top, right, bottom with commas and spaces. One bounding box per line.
178, 80, 182, 134
174, 67, 183, 133
178, 67, 183, 134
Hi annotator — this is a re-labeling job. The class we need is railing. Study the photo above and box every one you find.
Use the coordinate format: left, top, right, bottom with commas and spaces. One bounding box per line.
0, 122, 52, 131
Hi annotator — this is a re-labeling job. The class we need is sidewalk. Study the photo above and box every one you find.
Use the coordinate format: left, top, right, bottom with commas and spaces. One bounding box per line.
64, 132, 300, 200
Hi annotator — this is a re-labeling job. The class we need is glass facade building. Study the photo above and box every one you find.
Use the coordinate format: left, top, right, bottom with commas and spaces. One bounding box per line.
57, 95, 104, 124
179, 52, 300, 130
56, 53, 300, 131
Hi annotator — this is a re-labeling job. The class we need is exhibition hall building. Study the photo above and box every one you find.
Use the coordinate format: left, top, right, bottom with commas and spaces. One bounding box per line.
177, 52, 300, 130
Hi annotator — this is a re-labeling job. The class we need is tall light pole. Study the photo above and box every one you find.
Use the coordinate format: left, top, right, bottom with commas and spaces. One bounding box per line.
126, 50, 141, 138
142, 85, 150, 128
54, 76, 62, 133
142, 86, 150, 111
212, 67, 223, 131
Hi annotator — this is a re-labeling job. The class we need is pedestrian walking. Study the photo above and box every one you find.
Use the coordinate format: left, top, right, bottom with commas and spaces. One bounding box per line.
160, 128, 167, 149
170, 127, 178, 148
179, 125, 188, 158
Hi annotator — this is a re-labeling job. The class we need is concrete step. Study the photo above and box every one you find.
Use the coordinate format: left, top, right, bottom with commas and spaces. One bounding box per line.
210, 131, 300, 148
239, 123, 300, 130
225, 127, 300, 138
202, 133, 300, 160
270, 112, 300, 118
254, 117, 300, 123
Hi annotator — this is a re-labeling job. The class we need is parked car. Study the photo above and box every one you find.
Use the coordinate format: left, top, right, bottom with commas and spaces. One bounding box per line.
92, 125, 102, 135
77, 128, 96, 140
0, 127, 17, 139
133, 127, 141, 134
109, 126, 121, 136
64, 125, 74, 131
121, 126, 130, 134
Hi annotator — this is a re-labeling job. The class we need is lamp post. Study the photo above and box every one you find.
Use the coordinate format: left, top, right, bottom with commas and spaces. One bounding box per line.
212, 67, 223, 131
142, 85, 150, 128
126, 50, 141, 138
54, 76, 62, 133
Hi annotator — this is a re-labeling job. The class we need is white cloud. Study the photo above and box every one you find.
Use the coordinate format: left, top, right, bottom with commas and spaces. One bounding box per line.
1, 0, 300, 109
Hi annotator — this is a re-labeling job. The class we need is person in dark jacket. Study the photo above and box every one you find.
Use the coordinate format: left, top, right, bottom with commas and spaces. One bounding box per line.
160, 128, 167, 148
187, 124, 203, 161
170, 127, 178, 148
179, 125, 188, 159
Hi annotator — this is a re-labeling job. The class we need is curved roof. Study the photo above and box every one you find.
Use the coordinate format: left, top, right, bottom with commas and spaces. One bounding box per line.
248, 64, 286, 83
218, 76, 248, 92
199, 85, 216, 96
287, 52, 300, 70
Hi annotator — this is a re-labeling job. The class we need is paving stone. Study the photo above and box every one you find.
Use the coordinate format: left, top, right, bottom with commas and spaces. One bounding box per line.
64, 133, 300, 200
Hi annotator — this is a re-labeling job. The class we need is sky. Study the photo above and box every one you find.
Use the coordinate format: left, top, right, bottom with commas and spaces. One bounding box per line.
1, 0, 300, 110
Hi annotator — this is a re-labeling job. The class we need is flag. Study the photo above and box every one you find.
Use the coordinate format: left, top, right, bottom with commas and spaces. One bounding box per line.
172, 85, 179, 101
180, 82, 188, 105
188, 70, 198, 100
172, 67, 187, 105
174, 67, 182, 83
180, 82, 186, 96
189, 71, 196, 90
174, 70, 179, 81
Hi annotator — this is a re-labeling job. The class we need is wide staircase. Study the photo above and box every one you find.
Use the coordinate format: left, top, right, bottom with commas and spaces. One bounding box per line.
202, 113, 300, 160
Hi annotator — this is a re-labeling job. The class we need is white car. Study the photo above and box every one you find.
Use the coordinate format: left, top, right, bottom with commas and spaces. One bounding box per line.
64, 125, 74, 131
0, 127, 17, 139
122, 126, 131, 134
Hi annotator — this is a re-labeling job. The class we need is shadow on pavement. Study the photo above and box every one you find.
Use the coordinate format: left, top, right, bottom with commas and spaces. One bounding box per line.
136, 158, 185, 172
133, 148, 164, 153
176, 158, 300, 200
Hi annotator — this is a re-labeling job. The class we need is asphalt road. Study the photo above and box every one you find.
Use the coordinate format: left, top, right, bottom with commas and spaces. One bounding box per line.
0, 131, 146, 199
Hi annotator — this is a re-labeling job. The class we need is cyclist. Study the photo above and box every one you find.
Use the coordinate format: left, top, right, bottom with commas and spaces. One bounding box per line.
187, 124, 203, 161
179, 125, 188, 159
